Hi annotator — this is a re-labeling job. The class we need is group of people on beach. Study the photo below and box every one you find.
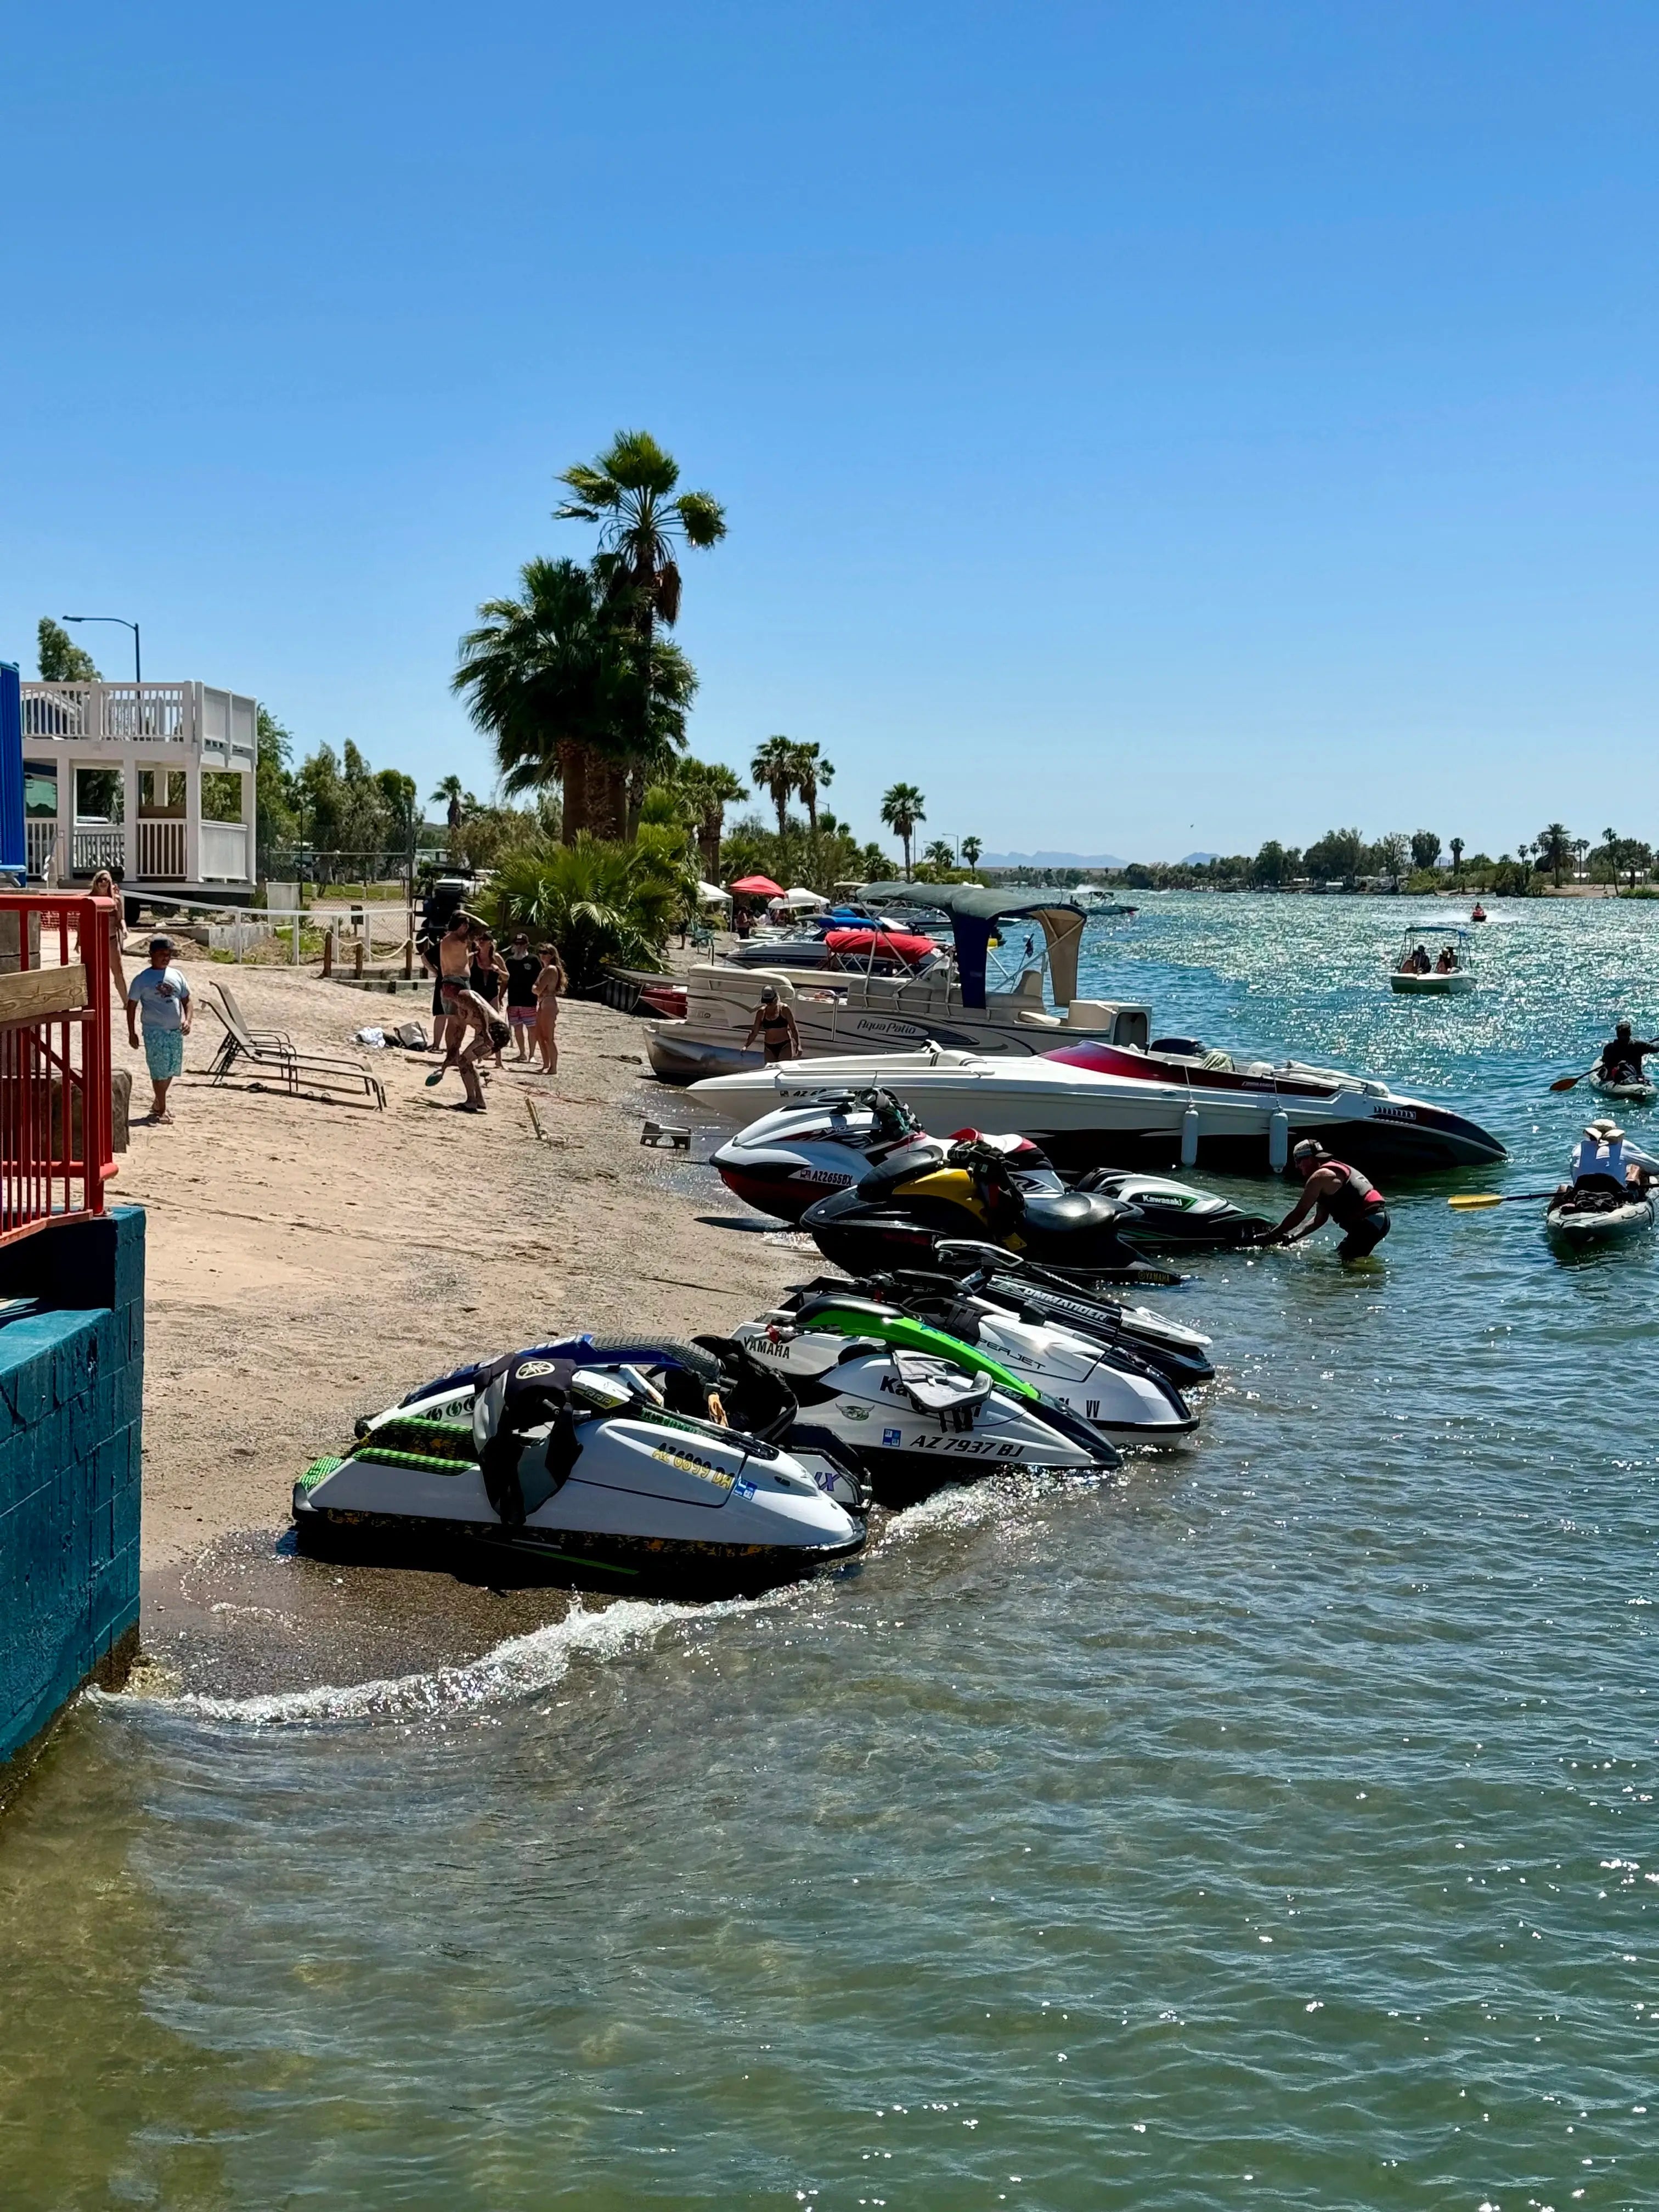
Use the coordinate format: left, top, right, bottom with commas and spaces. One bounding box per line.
417, 907, 566, 1111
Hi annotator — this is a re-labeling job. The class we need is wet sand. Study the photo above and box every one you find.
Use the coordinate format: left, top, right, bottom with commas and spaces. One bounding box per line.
112, 958, 810, 1696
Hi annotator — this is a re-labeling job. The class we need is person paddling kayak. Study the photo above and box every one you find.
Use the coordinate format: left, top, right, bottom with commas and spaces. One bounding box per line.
1596, 1019, 1659, 1087
1261, 1141, 1391, 1260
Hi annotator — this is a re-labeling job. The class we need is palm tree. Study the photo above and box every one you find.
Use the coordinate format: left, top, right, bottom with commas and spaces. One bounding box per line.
556, 431, 725, 764
1536, 823, 1571, 887
751, 736, 799, 841
487, 834, 680, 992
881, 782, 926, 876
960, 835, 982, 870
453, 557, 695, 843
794, 743, 833, 834
1449, 836, 1464, 885
677, 758, 748, 881
923, 839, 956, 872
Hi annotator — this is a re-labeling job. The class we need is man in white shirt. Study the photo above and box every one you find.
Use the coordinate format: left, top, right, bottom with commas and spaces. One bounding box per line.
126, 934, 193, 1124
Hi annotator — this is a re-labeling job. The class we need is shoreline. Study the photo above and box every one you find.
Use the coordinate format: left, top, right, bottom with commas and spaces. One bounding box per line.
114, 958, 808, 1696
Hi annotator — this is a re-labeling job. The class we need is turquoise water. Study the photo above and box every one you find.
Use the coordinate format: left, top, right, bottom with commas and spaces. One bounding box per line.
4, 895, 1657, 2209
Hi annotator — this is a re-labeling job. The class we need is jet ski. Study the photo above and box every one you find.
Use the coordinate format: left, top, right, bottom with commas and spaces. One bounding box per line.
712, 1090, 1092, 1224
293, 1334, 867, 1595
1070, 1167, 1271, 1250
725, 1300, 1123, 1507
800, 1136, 1183, 1287
765, 1277, 1197, 1437
921, 1241, 1215, 1386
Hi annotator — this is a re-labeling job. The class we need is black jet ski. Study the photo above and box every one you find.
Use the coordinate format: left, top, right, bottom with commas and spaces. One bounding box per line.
1069, 1167, 1271, 1250
293, 1334, 867, 1596
800, 1136, 1182, 1287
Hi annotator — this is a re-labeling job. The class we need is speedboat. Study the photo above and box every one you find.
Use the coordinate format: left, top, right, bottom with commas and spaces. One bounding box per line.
293, 1336, 867, 1595
761, 1277, 1197, 1438
647, 882, 1151, 1081
726, 1298, 1123, 1506
689, 1042, 1507, 1173
1389, 923, 1477, 996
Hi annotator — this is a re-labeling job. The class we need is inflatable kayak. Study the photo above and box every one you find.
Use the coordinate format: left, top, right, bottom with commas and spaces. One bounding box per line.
1544, 1192, 1656, 1247
1591, 1074, 1657, 1105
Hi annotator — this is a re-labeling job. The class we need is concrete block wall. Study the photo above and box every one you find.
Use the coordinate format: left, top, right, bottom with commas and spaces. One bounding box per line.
0, 1207, 144, 1781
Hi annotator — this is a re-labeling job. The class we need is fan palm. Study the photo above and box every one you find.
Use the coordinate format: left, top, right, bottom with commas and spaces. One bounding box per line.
794, 743, 833, 834
960, 835, 982, 869
453, 557, 695, 842
487, 834, 679, 992
923, 839, 956, 871
678, 757, 748, 881
751, 736, 800, 841
880, 782, 927, 876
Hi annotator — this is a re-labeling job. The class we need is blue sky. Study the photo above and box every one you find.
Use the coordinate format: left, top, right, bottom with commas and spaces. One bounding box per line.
2, 3, 1654, 861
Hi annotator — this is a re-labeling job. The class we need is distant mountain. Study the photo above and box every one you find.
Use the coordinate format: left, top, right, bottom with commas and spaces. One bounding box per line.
980, 849, 1128, 870
1180, 850, 1217, 866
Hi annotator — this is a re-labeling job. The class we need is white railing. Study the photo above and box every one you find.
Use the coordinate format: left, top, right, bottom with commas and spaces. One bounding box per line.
25, 823, 58, 880
72, 827, 125, 875
199, 819, 250, 882
21, 682, 257, 766
136, 819, 188, 881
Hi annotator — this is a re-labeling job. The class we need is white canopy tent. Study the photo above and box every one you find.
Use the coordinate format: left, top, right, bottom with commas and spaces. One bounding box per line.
697, 881, 733, 906
768, 886, 830, 912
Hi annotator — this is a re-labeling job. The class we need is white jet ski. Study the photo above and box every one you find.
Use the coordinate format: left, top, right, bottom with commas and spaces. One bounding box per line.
727, 1297, 1125, 1508
763, 1279, 1197, 1438
294, 1335, 867, 1595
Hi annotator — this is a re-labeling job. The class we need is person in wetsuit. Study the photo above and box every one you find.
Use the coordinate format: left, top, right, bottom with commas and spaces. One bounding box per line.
1262, 1139, 1391, 1260
743, 985, 801, 1064
1595, 1019, 1659, 1087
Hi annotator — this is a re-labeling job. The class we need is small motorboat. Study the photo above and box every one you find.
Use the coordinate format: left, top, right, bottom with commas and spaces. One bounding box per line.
1389, 923, 1476, 996
1545, 1188, 1656, 1247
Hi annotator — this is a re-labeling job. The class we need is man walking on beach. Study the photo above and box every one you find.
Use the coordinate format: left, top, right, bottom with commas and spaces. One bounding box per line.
425, 912, 498, 1111
126, 933, 192, 1125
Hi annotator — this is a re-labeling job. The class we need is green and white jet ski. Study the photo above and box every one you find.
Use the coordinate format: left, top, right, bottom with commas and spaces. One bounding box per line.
726, 1297, 1125, 1508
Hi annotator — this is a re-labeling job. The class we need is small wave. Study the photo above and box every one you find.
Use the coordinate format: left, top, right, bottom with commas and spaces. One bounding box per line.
135, 1594, 769, 1729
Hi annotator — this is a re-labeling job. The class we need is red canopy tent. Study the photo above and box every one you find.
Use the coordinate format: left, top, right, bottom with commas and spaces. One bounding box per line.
729, 874, 785, 898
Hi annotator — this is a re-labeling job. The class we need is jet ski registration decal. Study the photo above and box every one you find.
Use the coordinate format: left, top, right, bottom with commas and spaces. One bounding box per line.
878, 1429, 1024, 1457
651, 1447, 736, 1492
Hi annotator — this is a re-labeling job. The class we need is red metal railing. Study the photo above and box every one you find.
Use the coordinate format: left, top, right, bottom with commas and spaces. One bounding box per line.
0, 893, 116, 1246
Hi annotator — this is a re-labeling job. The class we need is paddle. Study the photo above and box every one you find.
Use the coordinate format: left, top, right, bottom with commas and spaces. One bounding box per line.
1448, 1190, 1560, 1210
1549, 1068, 1598, 1093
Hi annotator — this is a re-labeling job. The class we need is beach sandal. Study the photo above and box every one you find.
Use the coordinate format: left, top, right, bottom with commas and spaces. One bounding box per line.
458, 1099, 486, 1113
425, 1066, 448, 1087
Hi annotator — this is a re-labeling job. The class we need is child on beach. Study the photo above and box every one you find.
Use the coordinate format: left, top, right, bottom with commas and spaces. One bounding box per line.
125, 933, 192, 1124
533, 945, 566, 1074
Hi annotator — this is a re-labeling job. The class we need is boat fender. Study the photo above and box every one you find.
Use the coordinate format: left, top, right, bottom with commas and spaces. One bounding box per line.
1268, 1110, 1290, 1173
1180, 1104, 1200, 1169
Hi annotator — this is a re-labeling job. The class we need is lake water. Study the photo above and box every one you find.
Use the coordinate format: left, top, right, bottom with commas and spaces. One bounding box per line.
4, 895, 1656, 2210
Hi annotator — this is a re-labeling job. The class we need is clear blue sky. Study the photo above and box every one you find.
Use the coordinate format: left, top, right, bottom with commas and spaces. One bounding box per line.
3, 3, 1654, 861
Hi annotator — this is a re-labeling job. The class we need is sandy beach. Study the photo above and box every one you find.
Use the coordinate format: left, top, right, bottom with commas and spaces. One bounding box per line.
114, 955, 809, 1695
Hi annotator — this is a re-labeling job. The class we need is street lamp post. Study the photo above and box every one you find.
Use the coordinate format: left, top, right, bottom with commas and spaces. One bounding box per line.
62, 615, 140, 687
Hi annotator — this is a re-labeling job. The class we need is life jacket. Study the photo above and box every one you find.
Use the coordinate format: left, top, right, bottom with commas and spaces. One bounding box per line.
1572, 1135, 1627, 1188
1323, 1160, 1385, 1230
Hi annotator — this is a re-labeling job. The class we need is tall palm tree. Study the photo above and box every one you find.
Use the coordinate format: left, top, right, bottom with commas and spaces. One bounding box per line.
751, 736, 799, 841
453, 556, 695, 843
1449, 836, 1464, 884
794, 743, 833, 835
960, 835, 982, 870
881, 782, 926, 876
678, 758, 748, 881
556, 431, 725, 763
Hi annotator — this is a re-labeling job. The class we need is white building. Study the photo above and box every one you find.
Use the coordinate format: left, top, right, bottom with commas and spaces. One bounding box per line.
20, 681, 258, 899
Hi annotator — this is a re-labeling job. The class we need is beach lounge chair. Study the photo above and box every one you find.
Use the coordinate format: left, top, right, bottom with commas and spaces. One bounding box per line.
201, 1001, 387, 1110
212, 980, 294, 1053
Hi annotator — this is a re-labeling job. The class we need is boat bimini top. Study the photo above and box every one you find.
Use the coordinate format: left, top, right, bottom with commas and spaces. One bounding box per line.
859, 881, 1088, 1011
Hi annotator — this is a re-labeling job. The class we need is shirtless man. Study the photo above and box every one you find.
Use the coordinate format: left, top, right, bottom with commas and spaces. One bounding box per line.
425, 913, 498, 1110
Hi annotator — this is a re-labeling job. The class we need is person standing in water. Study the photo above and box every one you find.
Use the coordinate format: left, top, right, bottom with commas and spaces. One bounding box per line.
1262, 1140, 1391, 1260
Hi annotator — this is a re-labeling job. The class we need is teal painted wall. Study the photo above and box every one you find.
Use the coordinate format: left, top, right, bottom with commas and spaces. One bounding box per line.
0, 1207, 144, 1776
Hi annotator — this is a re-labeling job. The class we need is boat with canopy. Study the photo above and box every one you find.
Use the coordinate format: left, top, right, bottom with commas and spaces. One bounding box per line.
1390, 923, 1476, 995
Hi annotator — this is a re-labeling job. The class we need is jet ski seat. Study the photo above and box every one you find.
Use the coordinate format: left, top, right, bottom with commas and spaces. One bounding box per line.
891, 1349, 992, 1431
1019, 1190, 1128, 1235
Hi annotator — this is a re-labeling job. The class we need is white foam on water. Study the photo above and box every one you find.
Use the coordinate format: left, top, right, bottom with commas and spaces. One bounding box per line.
128, 1594, 772, 1730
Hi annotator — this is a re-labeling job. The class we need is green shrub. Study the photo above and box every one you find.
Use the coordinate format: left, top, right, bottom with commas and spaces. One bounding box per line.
485, 834, 679, 992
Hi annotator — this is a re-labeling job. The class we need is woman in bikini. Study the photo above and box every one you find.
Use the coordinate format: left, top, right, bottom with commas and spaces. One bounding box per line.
79, 868, 130, 1014
469, 928, 510, 1069
533, 945, 566, 1075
